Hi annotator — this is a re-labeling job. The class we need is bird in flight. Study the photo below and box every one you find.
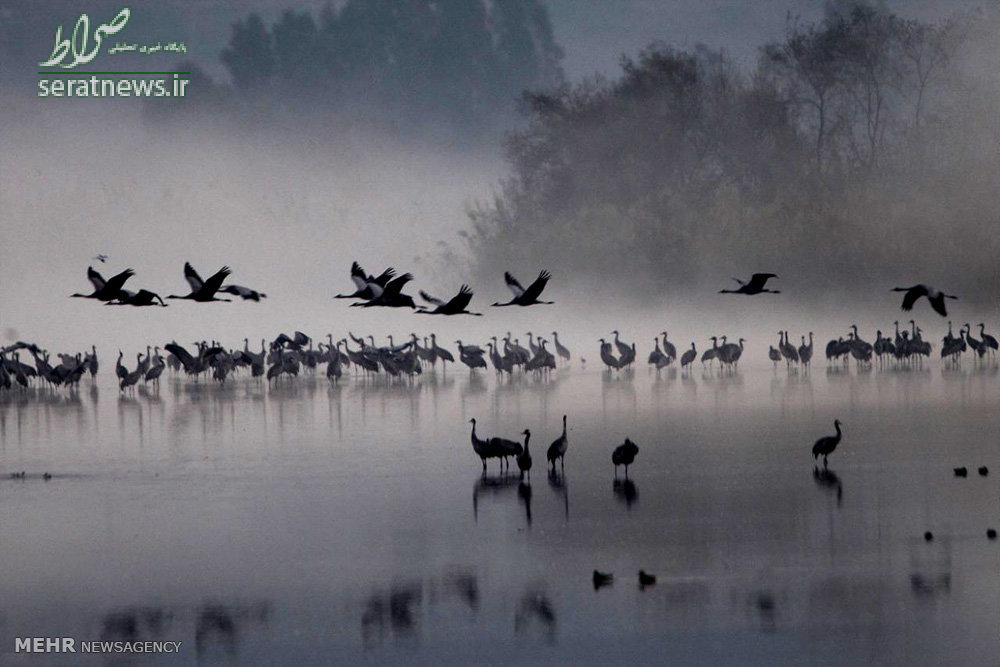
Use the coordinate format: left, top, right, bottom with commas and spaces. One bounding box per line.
891, 284, 957, 317
335, 262, 395, 300
71, 266, 135, 301
167, 262, 232, 302
492, 271, 553, 307
719, 273, 780, 295
220, 284, 267, 301
418, 284, 482, 315
93, 254, 109, 263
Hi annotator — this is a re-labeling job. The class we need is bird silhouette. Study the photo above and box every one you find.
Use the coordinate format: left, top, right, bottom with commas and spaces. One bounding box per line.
220, 284, 267, 301
71, 266, 135, 301
812, 419, 843, 467
517, 430, 533, 480
492, 271, 553, 306
547, 415, 568, 471
719, 273, 780, 295
167, 263, 232, 302
417, 284, 482, 315
335, 262, 395, 300
612, 438, 639, 477
892, 284, 957, 317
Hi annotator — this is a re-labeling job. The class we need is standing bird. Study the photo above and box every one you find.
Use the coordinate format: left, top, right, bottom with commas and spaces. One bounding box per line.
417, 284, 482, 316
469, 418, 496, 472
812, 419, 843, 467
551, 332, 571, 362
612, 438, 639, 477
978, 324, 998, 357
168, 263, 232, 302
517, 430, 533, 480
546, 415, 568, 471
719, 273, 780, 295
492, 271, 553, 307
798, 333, 813, 367
768, 346, 781, 367
680, 342, 697, 370
891, 284, 957, 317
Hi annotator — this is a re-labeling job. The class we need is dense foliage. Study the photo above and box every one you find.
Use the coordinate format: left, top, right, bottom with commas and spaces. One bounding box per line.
469, 2, 1000, 299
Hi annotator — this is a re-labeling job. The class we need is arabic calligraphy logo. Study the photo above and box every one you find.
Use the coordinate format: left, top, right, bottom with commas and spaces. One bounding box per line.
39, 8, 130, 69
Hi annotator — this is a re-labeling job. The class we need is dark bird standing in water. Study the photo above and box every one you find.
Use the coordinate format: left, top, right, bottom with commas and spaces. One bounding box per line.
891, 284, 957, 317
592, 571, 614, 589
492, 271, 553, 307
719, 273, 780, 295
812, 419, 843, 467
547, 415, 568, 471
517, 429, 533, 480
612, 438, 639, 477
638, 571, 657, 587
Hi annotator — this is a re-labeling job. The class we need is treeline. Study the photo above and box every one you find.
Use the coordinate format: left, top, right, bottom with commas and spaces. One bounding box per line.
150, 0, 564, 139
468, 2, 1000, 301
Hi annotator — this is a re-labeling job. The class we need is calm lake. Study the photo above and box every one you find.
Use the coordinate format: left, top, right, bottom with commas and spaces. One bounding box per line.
1, 362, 998, 664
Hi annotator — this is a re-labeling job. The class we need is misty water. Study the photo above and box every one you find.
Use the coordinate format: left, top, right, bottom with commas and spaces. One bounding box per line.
2, 360, 999, 665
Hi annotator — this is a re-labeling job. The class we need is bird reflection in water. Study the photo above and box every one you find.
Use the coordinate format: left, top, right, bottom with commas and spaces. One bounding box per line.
812, 466, 843, 506
613, 478, 638, 509
361, 583, 423, 648
442, 569, 479, 612
518, 481, 533, 526
514, 589, 556, 643
472, 473, 521, 523
547, 468, 569, 520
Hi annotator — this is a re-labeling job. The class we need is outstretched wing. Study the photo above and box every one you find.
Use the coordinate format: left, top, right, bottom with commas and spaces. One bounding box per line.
350, 262, 368, 291
87, 267, 106, 290
384, 273, 413, 296
521, 271, 551, 302
104, 268, 135, 292
444, 284, 474, 312
929, 294, 948, 317
420, 290, 446, 306
504, 272, 525, 297
374, 267, 396, 287
899, 285, 925, 312
201, 266, 231, 296
747, 273, 777, 290
164, 342, 196, 367
184, 262, 205, 292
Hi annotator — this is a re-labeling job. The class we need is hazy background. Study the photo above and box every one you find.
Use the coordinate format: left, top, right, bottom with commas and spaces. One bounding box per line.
2, 0, 998, 355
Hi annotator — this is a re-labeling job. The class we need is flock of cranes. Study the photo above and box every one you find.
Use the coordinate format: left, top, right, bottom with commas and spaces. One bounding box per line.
2, 316, 998, 394
71, 263, 268, 306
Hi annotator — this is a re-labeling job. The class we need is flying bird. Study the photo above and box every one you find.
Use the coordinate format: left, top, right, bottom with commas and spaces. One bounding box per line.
418, 284, 482, 316
93, 254, 109, 263
220, 284, 267, 301
335, 262, 395, 300
891, 284, 957, 317
351, 272, 417, 308
106, 288, 167, 307
167, 263, 232, 302
71, 266, 135, 301
492, 271, 553, 307
719, 273, 780, 295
